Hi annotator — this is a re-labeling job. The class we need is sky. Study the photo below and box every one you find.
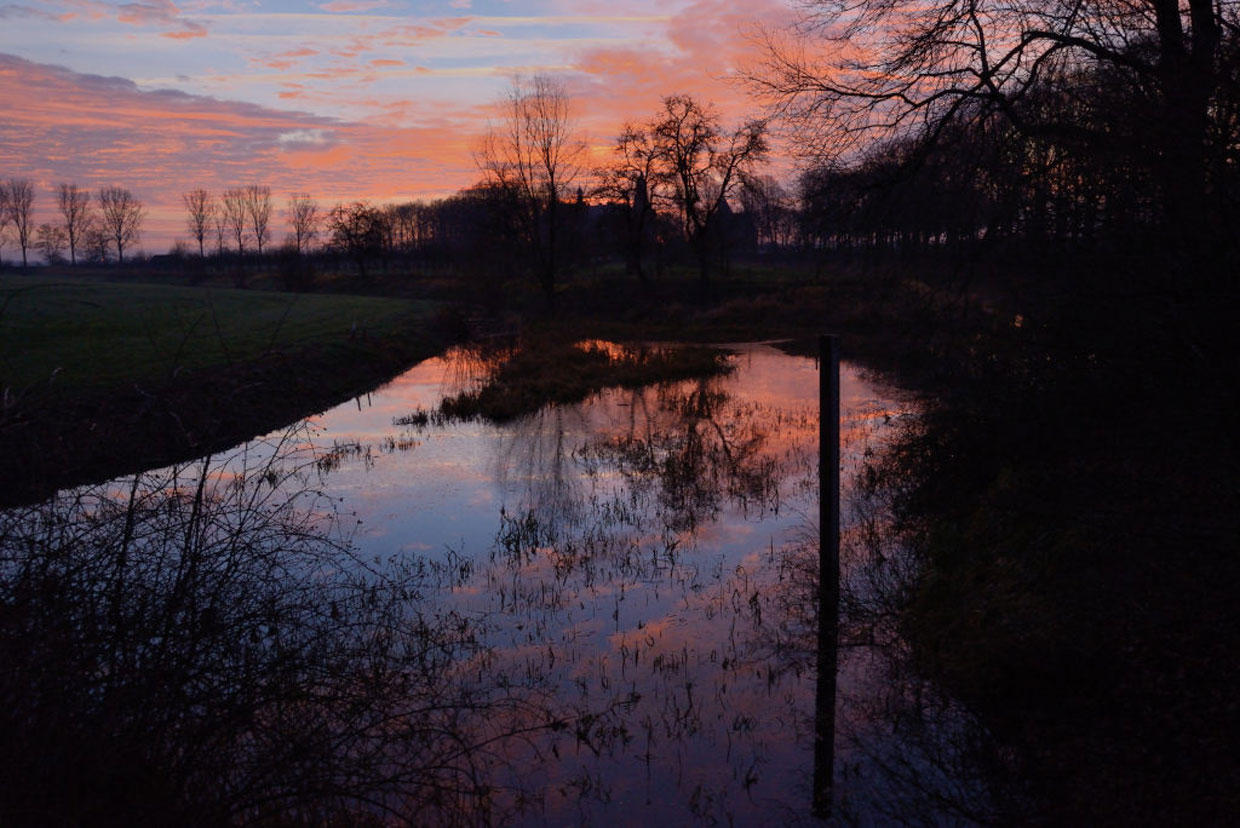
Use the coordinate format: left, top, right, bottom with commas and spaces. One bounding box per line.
0, 0, 799, 253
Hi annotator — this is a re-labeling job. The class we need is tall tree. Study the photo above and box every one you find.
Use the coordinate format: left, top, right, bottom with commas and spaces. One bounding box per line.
97, 187, 144, 264
212, 208, 229, 256
222, 188, 249, 256
750, 0, 1233, 268
327, 201, 386, 279
4, 179, 35, 268
597, 124, 660, 284
182, 189, 214, 258
83, 225, 111, 263
0, 184, 9, 263
477, 75, 585, 308
36, 223, 68, 264
244, 184, 272, 256
57, 183, 93, 266
286, 193, 319, 254
648, 96, 768, 285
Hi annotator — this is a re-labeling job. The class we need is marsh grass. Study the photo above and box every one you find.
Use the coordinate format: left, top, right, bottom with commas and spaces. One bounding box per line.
431, 338, 734, 423
0, 425, 610, 825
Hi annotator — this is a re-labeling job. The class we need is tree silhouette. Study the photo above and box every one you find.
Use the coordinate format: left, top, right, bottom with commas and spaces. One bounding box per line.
181, 188, 214, 258
477, 75, 585, 308
286, 193, 319, 254
648, 96, 768, 285
96, 186, 143, 265
327, 201, 386, 279
597, 124, 660, 284
244, 184, 272, 255
751, 0, 1238, 273
57, 183, 93, 266
222, 188, 249, 257
35, 223, 67, 263
3, 179, 35, 268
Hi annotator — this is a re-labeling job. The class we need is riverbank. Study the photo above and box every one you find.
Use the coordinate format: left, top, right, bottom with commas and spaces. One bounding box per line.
0, 275, 453, 505
537, 262, 1237, 822
844, 269, 1239, 823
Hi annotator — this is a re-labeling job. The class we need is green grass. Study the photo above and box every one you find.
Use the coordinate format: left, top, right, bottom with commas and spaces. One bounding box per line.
0, 275, 434, 394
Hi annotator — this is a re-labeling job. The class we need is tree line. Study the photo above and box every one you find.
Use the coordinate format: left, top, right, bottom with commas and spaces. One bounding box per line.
1, 86, 797, 305
751, 0, 1240, 286
0, 181, 145, 267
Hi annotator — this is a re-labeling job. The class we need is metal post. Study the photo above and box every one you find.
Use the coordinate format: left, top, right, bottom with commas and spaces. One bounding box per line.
813, 334, 840, 818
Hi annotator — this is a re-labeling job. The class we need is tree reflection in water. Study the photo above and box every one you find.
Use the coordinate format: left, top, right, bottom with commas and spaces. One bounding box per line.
0, 426, 594, 826
3, 345, 1022, 825
463, 372, 826, 823
460, 357, 1014, 825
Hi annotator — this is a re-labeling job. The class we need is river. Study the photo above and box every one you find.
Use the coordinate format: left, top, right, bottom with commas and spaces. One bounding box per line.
0, 341, 1002, 825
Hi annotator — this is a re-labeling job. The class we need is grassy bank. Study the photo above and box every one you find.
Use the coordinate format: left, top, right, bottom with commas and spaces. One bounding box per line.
0, 275, 429, 392
0, 274, 449, 504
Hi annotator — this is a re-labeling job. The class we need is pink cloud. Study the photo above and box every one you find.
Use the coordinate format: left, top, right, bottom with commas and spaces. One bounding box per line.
113, 0, 208, 39
570, 0, 797, 127
318, 0, 390, 12
162, 25, 206, 39
0, 53, 486, 250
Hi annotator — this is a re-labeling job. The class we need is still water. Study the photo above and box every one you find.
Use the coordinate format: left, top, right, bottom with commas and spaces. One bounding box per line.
1, 342, 1000, 825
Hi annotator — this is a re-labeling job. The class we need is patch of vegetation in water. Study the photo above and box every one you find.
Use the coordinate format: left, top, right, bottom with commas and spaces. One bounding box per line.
432, 338, 734, 423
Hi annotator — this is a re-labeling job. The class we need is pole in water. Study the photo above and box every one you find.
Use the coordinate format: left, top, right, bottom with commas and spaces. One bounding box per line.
813, 334, 841, 818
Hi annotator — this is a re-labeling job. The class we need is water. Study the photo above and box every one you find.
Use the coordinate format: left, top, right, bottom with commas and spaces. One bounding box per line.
0, 342, 1004, 825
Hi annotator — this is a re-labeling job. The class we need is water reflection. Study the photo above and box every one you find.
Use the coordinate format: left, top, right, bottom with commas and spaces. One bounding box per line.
0, 428, 598, 825
3, 343, 1012, 825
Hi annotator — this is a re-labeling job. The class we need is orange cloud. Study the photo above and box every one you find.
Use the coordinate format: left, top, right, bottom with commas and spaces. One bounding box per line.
1, 53, 483, 251
567, 0, 798, 136
162, 27, 205, 39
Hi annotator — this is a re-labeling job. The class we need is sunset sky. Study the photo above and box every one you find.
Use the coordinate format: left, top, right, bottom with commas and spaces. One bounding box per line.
1, 0, 798, 253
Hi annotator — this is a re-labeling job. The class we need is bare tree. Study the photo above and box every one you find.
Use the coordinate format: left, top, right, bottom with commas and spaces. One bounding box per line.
648, 96, 768, 284
83, 224, 111, 263
222, 188, 249, 256
182, 189, 214, 258
739, 175, 796, 249
211, 208, 228, 256
97, 187, 144, 264
597, 124, 660, 284
327, 201, 386, 279
750, 0, 1231, 258
4, 179, 35, 268
36, 223, 68, 264
286, 193, 319, 254
57, 184, 93, 266
0, 185, 9, 263
244, 184, 272, 255
477, 75, 586, 308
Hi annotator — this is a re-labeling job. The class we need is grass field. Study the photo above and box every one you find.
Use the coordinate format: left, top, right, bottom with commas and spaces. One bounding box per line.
0, 274, 435, 395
